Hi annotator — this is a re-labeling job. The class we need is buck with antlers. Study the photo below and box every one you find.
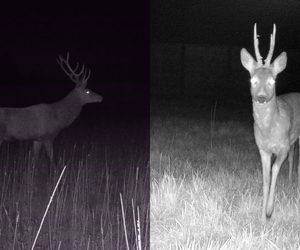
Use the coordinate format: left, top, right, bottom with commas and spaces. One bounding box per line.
0, 53, 102, 165
240, 24, 300, 223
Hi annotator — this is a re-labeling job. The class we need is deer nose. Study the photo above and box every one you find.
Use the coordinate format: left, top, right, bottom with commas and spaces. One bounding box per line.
256, 95, 267, 104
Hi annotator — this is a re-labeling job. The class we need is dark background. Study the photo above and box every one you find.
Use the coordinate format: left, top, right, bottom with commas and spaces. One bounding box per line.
151, 0, 300, 103
0, 1, 150, 177
0, 1, 149, 110
151, 0, 300, 47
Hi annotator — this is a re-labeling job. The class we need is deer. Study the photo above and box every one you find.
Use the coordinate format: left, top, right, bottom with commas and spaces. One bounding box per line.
0, 53, 103, 165
240, 23, 300, 223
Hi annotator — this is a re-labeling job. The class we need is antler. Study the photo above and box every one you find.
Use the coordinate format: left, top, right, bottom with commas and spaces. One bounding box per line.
264, 24, 276, 67
57, 53, 91, 87
254, 23, 263, 67
253, 23, 276, 68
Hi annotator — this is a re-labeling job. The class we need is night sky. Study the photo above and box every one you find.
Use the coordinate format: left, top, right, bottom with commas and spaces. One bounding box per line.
151, 0, 300, 101
151, 0, 300, 48
0, 1, 149, 109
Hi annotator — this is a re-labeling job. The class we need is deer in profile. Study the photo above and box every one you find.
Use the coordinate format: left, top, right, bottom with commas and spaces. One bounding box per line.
0, 53, 102, 165
240, 24, 300, 223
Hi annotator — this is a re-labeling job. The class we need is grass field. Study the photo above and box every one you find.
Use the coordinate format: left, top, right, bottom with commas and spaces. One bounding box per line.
0, 109, 150, 250
150, 97, 300, 250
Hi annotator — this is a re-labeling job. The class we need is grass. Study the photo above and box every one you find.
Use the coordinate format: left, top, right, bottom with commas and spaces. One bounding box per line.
151, 97, 300, 250
0, 113, 150, 250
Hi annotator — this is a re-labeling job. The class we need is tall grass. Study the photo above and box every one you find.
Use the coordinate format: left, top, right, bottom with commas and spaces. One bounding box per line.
151, 98, 300, 249
0, 117, 149, 250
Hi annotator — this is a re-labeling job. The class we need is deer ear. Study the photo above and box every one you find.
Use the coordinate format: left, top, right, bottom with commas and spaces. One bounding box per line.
272, 52, 287, 76
240, 48, 256, 74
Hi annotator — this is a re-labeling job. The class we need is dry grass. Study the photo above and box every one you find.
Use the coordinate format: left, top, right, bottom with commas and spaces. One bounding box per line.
0, 114, 149, 250
151, 99, 300, 250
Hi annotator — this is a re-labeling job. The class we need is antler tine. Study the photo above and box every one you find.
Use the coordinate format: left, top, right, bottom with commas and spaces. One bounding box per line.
264, 24, 276, 67
254, 23, 263, 67
77, 64, 87, 82
83, 68, 91, 83
57, 53, 91, 86
57, 55, 73, 79
73, 62, 80, 73
78, 64, 85, 76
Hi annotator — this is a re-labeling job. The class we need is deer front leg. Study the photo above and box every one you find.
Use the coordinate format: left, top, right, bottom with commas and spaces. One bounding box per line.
288, 143, 294, 185
259, 150, 271, 224
298, 137, 300, 191
266, 149, 288, 218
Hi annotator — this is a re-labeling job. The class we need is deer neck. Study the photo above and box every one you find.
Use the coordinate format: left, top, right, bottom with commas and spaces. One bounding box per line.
252, 96, 279, 131
53, 90, 83, 128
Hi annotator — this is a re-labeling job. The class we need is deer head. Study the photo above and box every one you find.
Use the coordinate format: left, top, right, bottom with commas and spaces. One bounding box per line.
57, 53, 103, 104
240, 24, 287, 104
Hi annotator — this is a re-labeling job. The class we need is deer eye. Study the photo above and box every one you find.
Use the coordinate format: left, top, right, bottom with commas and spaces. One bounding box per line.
86, 90, 90, 94
268, 78, 275, 85
250, 77, 257, 86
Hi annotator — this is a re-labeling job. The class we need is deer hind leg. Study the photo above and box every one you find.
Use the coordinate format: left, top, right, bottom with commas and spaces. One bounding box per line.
43, 139, 54, 165
298, 137, 300, 191
288, 143, 295, 185
259, 150, 271, 223
266, 149, 289, 219
33, 141, 43, 164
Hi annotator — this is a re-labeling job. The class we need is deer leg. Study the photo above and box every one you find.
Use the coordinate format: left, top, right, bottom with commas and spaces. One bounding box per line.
33, 141, 43, 164
43, 139, 54, 165
266, 149, 288, 218
259, 149, 271, 223
298, 137, 300, 191
288, 143, 294, 185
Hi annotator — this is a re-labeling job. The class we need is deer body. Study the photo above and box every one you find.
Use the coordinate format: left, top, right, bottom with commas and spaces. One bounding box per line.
0, 92, 82, 140
241, 24, 300, 223
0, 54, 102, 164
254, 93, 300, 153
